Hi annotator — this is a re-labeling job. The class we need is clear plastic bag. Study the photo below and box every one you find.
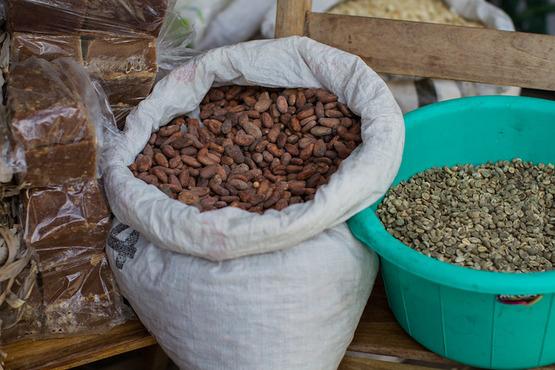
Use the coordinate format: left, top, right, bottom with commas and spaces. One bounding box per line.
21, 179, 111, 269
0, 179, 126, 342
156, 10, 197, 78
6, 57, 113, 188
6, 0, 170, 37
10, 33, 83, 64
82, 35, 158, 106
41, 251, 124, 336
7, 33, 158, 129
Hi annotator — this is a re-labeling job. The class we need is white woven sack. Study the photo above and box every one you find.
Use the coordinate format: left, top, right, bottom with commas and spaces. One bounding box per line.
103, 36, 404, 370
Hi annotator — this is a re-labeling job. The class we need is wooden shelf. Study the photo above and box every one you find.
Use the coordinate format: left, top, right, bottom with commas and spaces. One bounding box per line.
3, 320, 155, 370
4, 277, 555, 369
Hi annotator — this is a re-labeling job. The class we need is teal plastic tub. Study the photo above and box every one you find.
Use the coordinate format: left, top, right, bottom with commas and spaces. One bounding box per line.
348, 96, 555, 369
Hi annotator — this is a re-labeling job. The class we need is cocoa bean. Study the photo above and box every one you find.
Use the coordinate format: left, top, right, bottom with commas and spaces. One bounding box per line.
313, 140, 326, 157
151, 167, 168, 183
224, 145, 245, 164
301, 120, 317, 133
276, 133, 287, 148
319, 118, 340, 128
136, 154, 152, 172
161, 145, 177, 158
169, 156, 182, 169
325, 109, 342, 118
205, 119, 222, 134
234, 130, 255, 146
154, 153, 169, 167
290, 117, 301, 132
254, 92, 272, 112
181, 147, 197, 156
262, 151, 274, 163
295, 91, 306, 109
197, 147, 221, 166
337, 102, 353, 117
143, 144, 154, 158
310, 126, 332, 136
181, 155, 202, 168
261, 112, 273, 128
179, 170, 190, 187
333, 141, 351, 159
239, 117, 262, 138
266, 143, 282, 157
281, 152, 292, 166
159, 124, 180, 137
276, 96, 288, 113
267, 124, 280, 143
340, 117, 353, 128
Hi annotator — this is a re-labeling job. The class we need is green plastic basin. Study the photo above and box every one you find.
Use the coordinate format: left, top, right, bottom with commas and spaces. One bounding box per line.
348, 96, 555, 369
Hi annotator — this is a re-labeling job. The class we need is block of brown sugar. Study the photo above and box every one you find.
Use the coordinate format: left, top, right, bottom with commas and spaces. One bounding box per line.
83, 35, 157, 76
8, 58, 94, 149
83, 35, 157, 106
8, 58, 98, 187
19, 140, 97, 188
11, 33, 83, 64
6, 0, 87, 35
100, 74, 156, 106
41, 252, 124, 335
84, 0, 169, 37
21, 179, 111, 257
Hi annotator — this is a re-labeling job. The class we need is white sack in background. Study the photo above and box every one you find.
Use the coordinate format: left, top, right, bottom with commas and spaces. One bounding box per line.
197, 0, 274, 50
103, 36, 404, 369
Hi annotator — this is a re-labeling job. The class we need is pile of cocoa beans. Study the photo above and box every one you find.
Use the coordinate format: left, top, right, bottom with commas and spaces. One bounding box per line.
129, 86, 362, 213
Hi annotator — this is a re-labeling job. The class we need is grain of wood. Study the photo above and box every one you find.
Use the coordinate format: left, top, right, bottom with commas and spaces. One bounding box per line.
3, 320, 156, 370
339, 355, 432, 370
275, 0, 312, 37
307, 12, 555, 90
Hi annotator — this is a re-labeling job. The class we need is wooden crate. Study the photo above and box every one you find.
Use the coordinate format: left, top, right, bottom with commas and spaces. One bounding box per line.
276, 0, 555, 90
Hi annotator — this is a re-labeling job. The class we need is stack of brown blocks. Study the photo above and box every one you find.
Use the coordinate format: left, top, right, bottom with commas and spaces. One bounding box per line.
8, 0, 164, 128
2, 0, 169, 338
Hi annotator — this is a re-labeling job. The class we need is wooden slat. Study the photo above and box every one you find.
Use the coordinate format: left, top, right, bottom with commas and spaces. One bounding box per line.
339, 354, 432, 370
3, 320, 156, 370
307, 12, 555, 90
275, 0, 312, 37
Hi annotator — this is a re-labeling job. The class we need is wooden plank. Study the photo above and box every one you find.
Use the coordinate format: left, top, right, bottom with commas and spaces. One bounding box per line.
3, 320, 156, 370
275, 0, 312, 38
307, 12, 555, 90
339, 354, 435, 370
